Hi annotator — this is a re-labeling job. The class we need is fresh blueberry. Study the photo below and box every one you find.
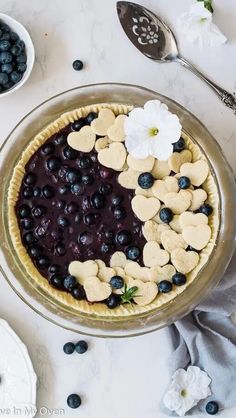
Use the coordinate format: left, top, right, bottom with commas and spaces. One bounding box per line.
138, 172, 154, 189
21, 217, 34, 230
59, 185, 70, 195
110, 275, 124, 289
158, 280, 173, 293
23, 232, 37, 245
63, 342, 75, 355
116, 230, 132, 246
99, 183, 113, 195
178, 176, 191, 190
172, 273, 187, 286
37, 256, 50, 269
10, 70, 22, 84
91, 192, 105, 209
65, 168, 81, 183
18, 204, 31, 218
54, 133, 67, 145
1, 63, 13, 74
23, 186, 34, 199
86, 111, 98, 124
106, 294, 121, 309
0, 72, 8, 85
0, 40, 10, 51
41, 143, 55, 155
104, 230, 114, 242
101, 243, 110, 253
42, 185, 54, 198
173, 137, 185, 152
49, 264, 60, 274
17, 63, 27, 73
16, 40, 25, 49
10, 31, 19, 42
84, 213, 96, 226
206, 401, 219, 415
58, 216, 70, 227
49, 274, 64, 289
16, 53, 26, 63
100, 168, 113, 180
11, 43, 23, 56
67, 394, 82, 409
72, 59, 84, 71
75, 340, 88, 354
63, 145, 78, 160
32, 187, 41, 198
28, 245, 42, 258
63, 275, 77, 291
0, 23, 10, 32
66, 202, 78, 214
159, 208, 173, 224
32, 205, 46, 218
46, 156, 61, 171
24, 172, 37, 186
71, 284, 86, 300
71, 183, 84, 196
111, 195, 123, 206
76, 156, 91, 169
72, 118, 86, 131
198, 204, 213, 216
126, 246, 140, 261
113, 206, 126, 220
0, 33, 10, 41
0, 51, 12, 64
82, 174, 94, 185
2, 80, 13, 90
74, 214, 81, 223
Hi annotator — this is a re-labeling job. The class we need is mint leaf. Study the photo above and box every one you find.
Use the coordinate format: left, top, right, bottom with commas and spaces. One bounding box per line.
197, 0, 214, 13
121, 286, 139, 304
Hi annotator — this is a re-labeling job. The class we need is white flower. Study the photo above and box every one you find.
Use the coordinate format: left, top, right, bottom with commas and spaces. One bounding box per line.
163, 366, 211, 417
178, 2, 227, 48
124, 100, 181, 161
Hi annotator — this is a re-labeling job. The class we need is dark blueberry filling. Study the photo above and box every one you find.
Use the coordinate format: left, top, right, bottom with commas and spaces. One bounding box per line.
16, 120, 146, 302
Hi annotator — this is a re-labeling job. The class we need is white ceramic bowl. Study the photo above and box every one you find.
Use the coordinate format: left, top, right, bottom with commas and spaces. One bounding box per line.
0, 13, 35, 97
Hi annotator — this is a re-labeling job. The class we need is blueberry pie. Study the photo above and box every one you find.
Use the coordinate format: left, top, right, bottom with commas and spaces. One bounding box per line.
8, 101, 219, 317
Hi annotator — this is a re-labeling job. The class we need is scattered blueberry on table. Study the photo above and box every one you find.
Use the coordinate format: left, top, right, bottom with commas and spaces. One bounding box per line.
72, 59, 84, 71
63, 342, 75, 355
0, 20, 27, 93
75, 340, 88, 354
67, 393, 82, 409
206, 401, 219, 415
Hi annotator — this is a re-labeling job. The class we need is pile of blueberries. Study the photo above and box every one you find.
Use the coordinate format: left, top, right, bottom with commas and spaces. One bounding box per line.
0, 20, 27, 93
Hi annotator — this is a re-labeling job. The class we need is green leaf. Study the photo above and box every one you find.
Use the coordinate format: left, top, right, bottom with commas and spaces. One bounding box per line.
197, 0, 214, 13
121, 286, 139, 304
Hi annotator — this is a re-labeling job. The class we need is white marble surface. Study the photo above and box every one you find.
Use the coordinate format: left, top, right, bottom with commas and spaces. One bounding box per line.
0, 0, 236, 417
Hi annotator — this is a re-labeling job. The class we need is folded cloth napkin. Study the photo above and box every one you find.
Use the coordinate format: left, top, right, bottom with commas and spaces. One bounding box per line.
164, 250, 236, 415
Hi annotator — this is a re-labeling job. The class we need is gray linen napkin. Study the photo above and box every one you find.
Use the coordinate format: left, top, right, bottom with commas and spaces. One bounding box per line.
164, 250, 236, 415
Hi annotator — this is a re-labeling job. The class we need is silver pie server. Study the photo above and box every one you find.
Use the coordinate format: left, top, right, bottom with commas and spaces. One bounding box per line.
117, 1, 236, 114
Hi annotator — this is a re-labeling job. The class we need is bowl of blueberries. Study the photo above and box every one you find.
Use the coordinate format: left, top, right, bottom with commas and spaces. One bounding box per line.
0, 13, 35, 97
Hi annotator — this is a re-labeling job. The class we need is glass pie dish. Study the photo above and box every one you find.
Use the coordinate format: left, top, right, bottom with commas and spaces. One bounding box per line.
0, 83, 235, 337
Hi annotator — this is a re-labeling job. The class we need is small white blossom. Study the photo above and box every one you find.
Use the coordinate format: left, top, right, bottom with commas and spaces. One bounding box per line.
163, 366, 211, 416
124, 100, 181, 161
178, 2, 227, 48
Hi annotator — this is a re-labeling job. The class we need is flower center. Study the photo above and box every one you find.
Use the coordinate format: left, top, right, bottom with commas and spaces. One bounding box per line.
199, 17, 207, 23
181, 389, 187, 398
149, 127, 159, 137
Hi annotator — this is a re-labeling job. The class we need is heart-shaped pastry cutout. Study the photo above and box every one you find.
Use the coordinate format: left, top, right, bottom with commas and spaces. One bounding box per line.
91, 108, 115, 136
142, 220, 170, 243
84, 276, 112, 302
107, 114, 127, 142
127, 278, 158, 306
118, 168, 139, 189
67, 126, 96, 152
179, 212, 208, 228
151, 160, 171, 179
168, 150, 192, 173
131, 195, 160, 221
182, 224, 211, 250
143, 241, 169, 267
152, 176, 179, 202
161, 230, 187, 253
148, 264, 176, 282
189, 189, 207, 211
96, 259, 116, 282
169, 215, 181, 233
110, 251, 127, 268
95, 136, 110, 152
135, 186, 154, 198
127, 154, 155, 172
180, 160, 209, 187
98, 142, 127, 170
164, 190, 192, 215
124, 261, 150, 282
171, 248, 199, 274
68, 260, 98, 285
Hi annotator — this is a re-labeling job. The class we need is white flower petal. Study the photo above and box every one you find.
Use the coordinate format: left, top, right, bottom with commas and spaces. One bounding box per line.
125, 134, 150, 159
150, 140, 173, 160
